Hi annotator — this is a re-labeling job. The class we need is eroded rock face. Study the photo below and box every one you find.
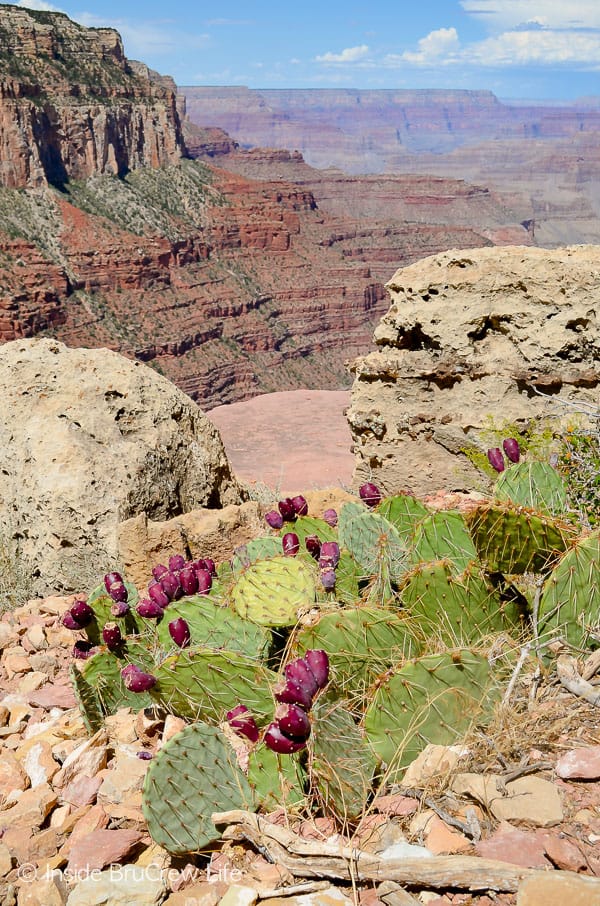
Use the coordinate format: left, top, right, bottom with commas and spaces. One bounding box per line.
348, 245, 600, 496
0, 338, 243, 594
0, 6, 183, 188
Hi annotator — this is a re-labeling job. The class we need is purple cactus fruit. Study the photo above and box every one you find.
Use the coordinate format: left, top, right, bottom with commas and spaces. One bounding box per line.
110, 599, 130, 617
160, 572, 182, 602
282, 532, 300, 557
151, 564, 169, 581
148, 583, 170, 609
102, 622, 123, 651
319, 541, 340, 568
121, 664, 157, 693
137, 751, 153, 760
263, 721, 307, 754
278, 498, 297, 523
323, 508, 338, 527
275, 703, 311, 740
487, 447, 506, 473
107, 581, 128, 604
502, 438, 521, 464
273, 676, 314, 711
304, 649, 330, 689
168, 618, 191, 648
320, 568, 337, 591
305, 535, 321, 560
168, 554, 186, 573
284, 657, 319, 698
226, 704, 260, 743
70, 599, 94, 627
72, 640, 95, 659
291, 495, 308, 517
179, 566, 199, 596
62, 610, 81, 631
265, 510, 284, 530
136, 598, 165, 619
202, 558, 217, 577
103, 571, 123, 593
195, 568, 213, 595
359, 482, 382, 508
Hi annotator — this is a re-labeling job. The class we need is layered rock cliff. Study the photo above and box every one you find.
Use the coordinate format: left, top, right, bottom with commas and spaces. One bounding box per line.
0, 5, 183, 187
348, 246, 600, 496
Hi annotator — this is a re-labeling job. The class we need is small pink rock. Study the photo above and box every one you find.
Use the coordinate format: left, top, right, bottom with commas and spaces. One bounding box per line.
556, 746, 600, 781
28, 683, 77, 710
373, 793, 419, 817
475, 824, 551, 869
544, 834, 589, 873
67, 828, 144, 873
61, 774, 103, 808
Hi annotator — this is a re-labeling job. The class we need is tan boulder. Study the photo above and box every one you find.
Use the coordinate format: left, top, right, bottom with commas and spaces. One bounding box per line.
348, 246, 600, 495
0, 338, 244, 594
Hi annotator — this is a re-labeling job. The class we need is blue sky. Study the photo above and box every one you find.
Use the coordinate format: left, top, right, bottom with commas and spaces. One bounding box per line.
4, 0, 600, 99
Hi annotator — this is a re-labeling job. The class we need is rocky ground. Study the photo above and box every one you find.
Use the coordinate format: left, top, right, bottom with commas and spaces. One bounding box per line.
1, 542, 600, 905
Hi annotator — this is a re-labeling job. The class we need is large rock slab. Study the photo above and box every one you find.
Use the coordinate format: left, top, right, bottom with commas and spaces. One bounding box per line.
0, 338, 243, 594
348, 245, 600, 495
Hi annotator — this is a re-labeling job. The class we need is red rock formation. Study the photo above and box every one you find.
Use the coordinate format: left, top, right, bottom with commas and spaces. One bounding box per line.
0, 6, 183, 188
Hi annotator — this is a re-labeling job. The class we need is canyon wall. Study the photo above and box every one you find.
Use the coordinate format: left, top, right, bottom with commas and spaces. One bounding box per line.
0, 5, 183, 188
348, 246, 600, 496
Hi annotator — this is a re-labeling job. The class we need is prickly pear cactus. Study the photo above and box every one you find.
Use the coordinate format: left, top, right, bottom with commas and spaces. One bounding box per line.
247, 744, 306, 811
292, 607, 419, 697
83, 580, 142, 644
364, 650, 498, 775
466, 502, 573, 574
151, 648, 279, 723
495, 460, 568, 516
377, 493, 429, 543
73, 642, 155, 717
409, 511, 478, 573
155, 597, 270, 659
537, 529, 600, 652
231, 536, 282, 573
231, 555, 316, 626
309, 697, 376, 822
142, 722, 253, 855
285, 516, 337, 547
339, 509, 408, 583
69, 663, 104, 734
400, 560, 521, 646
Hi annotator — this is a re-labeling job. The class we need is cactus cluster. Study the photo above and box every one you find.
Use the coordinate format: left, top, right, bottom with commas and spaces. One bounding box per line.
66, 468, 597, 853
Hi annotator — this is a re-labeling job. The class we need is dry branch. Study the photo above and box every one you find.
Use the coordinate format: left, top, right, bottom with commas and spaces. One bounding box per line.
557, 654, 600, 707
212, 808, 594, 893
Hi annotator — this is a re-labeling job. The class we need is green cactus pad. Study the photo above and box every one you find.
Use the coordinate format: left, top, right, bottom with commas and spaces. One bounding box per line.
324, 550, 362, 605
400, 560, 521, 646
69, 663, 105, 734
230, 556, 316, 627
247, 744, 307, 812
142, 722, 253, 855
466, 502, 574, 574
74, 642, 156, 715
364, 650, 498, 775
495, 461, 568, 516
409, 511, 478, 573
231, 536, 282, 573
155, 597, 270, 660
292, 607, 419, 698
339, 510, 408, 582
538, 530, 600, 651
151, 648, 279, 722
377, 494, 429, 544
309, 697, 376, 822
285, 516, 337, 547
83, 581, 143, 644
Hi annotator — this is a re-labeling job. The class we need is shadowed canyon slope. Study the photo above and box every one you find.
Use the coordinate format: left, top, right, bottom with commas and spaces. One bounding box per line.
184, 87, 600, 246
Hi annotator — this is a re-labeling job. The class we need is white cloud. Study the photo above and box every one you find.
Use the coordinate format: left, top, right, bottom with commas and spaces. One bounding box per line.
316, 44, 370, 63
401, 27, 460, 64
463, 28, 600, 65
460, 0, 600, 30
10, 0, 63, 10
75, 12, 209, 57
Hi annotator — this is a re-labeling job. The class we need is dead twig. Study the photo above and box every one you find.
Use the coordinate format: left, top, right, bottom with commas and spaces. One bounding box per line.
396, 787, 477, 840
212, 808, 597, 893
557, 654, 600, 707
